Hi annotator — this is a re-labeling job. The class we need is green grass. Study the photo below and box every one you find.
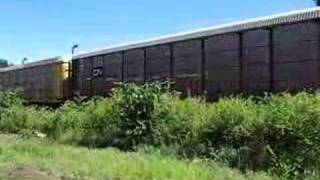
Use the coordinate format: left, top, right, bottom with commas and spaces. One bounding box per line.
0, 135, 272, 180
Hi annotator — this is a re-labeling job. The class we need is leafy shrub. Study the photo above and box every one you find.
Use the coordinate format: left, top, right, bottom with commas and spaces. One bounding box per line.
152, 97, 209, 156
0, 91, 53, 134
0, 105, 53, 134
0, 90, 22, 108
78, 97, 118, 147
43, 101, 84, 141
111, 83, 167, 149
43, 97, 118, 147
258, 93, 320, 178
197, 97, 258, 149
194, 93, 320, 178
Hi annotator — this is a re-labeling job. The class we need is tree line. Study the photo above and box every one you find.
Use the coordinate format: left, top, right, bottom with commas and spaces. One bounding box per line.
0, 59, 9, 68
0, 59, 15, 68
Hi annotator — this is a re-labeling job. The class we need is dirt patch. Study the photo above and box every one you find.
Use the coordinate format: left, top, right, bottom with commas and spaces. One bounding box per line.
0, 134, 20, 145
0, 165, 57, 180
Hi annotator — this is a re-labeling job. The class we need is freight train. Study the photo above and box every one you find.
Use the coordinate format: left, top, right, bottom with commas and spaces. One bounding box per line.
1, 7, 320, 103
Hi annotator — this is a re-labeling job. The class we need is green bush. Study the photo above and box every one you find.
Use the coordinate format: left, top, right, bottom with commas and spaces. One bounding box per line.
43, 101, 85, 141
111, 83, 167, 149
193, 93, 320, 178
77, 97, 118, 147
0, 91, 53, 134
44, 97, 118, 147
258, 93, 320, 178
152, 97, 209, 156
0, 90, 22, 108
0, 105, 53, 134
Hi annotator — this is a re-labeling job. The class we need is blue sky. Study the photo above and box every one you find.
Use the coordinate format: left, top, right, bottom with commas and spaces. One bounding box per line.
0, 0, 315, 63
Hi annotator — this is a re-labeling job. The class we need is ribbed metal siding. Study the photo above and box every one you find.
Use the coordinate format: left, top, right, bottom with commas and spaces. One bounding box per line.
74, 8, 320, 60
145, 45, 171, 82
273, 22, 320, 91
0, 60, 68, 102
104, 53, 122, 93
173, 40, 202, 96
123, 49, 144, 83
242, 29, 270, 92
92, 56, 104, 95
69, 10, 320, 99
79, 58, 93, 96
205, 33, 240, 97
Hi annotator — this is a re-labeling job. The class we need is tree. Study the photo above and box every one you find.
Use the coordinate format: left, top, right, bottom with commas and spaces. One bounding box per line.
0, 59, 9, 68
314, 0, 320, 6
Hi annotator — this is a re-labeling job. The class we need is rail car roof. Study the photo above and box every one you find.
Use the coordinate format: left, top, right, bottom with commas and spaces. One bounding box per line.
73, 7, 320, 59
0, 56, 70, 73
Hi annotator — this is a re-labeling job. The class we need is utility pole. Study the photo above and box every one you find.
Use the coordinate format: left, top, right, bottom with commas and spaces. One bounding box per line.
22, 57, 28, 64
72, 44, 79, 55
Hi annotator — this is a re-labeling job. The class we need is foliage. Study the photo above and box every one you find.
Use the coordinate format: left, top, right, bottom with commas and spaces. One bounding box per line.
111, 83, 165, 149
44, 98, 117, 147
0, 91, 53, 134
192, 93, 320, 178
0, 59, 9, 68
1, 86, 320, 178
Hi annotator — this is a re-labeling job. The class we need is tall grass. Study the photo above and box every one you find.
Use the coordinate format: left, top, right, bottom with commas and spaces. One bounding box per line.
0, 135, 272, 180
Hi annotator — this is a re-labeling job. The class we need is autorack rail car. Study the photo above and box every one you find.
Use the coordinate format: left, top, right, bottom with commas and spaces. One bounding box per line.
0, 57, 70, 103
1, 7, 320, 102
71, 7, 320, 99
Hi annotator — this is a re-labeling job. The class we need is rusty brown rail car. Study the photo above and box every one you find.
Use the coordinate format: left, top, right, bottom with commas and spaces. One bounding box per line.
71, 7, 320, 99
